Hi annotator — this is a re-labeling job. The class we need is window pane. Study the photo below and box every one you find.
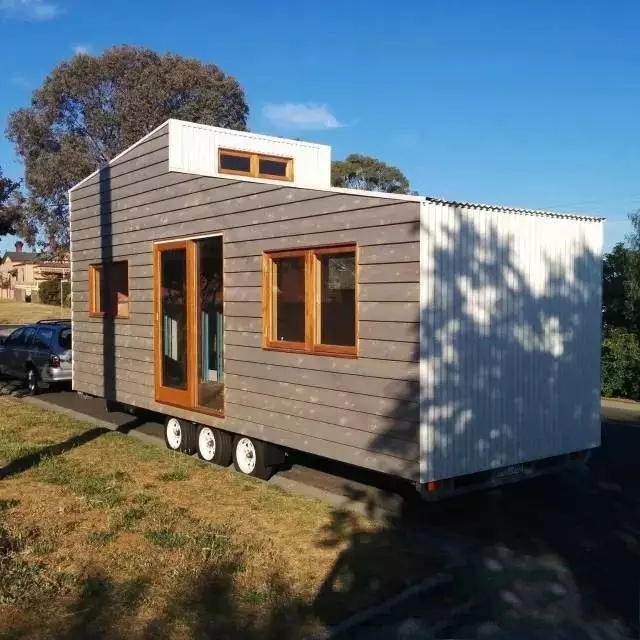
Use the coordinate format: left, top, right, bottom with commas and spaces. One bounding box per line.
34, 328, 54, 350
93, 267, 103, 313
317, 252, 356, 347
220, 153, 251, 173
114, 263, 129, 317
94, 263, 129, 316
6, 328, 23, 346
272, 256, 305, 343
259, 158, 288, 178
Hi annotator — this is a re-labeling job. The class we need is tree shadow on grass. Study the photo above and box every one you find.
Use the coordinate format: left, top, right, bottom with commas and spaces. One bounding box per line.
0, 414, 150, 481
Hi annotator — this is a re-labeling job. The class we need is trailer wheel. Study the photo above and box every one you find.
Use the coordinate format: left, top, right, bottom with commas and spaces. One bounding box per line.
197, 426, 232, 466
164, 417, 197, 455
232, 436, 272, 480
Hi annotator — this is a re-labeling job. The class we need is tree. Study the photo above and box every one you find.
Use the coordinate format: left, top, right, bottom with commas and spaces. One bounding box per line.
602, 243, 636, 332
331, 154, 413, 194
0, 167, 21, 236
6, 45, 249, 251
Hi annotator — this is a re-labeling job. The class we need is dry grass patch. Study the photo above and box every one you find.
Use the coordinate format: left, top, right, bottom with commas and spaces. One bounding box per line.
0, 397, 444, 639
0, 300, 70, 325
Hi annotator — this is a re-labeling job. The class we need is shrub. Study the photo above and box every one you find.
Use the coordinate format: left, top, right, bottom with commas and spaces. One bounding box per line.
38, 280, 70, 307
601, 327, 640, 400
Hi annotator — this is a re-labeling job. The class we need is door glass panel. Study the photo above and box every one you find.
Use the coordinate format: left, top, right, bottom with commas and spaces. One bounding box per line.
160, 248, 188, 390
197, 237, 224, 412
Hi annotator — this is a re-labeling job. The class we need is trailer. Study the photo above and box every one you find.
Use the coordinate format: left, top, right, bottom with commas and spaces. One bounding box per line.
69, 119, 603, 498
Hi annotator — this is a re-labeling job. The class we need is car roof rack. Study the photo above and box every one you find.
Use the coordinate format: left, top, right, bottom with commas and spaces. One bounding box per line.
36, 319, 70, 324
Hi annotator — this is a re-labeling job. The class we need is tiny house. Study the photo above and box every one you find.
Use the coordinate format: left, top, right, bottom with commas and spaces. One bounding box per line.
69, 120, 603, 497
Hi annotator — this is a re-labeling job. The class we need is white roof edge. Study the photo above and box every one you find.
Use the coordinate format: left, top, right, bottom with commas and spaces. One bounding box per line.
424, 197, 604, 222
68, 120, 171, 194
328, 186, 424, 202
175, 119, 331, 150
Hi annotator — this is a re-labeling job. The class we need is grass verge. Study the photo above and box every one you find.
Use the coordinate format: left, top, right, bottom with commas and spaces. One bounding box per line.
0, 300, 70, 325
0, 397, 443, 639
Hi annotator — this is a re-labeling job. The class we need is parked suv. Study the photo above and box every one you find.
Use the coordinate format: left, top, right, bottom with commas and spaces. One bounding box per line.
0, 320, 72, 394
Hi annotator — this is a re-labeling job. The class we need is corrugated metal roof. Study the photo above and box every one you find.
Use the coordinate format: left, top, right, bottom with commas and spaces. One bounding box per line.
424, 197, 604, 222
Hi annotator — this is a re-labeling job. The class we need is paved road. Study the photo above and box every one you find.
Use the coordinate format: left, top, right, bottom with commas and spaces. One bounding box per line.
3, 383, 639, 638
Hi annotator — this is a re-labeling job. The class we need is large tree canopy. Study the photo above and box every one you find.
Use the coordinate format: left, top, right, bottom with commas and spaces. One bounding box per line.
331, 154, 413, 194
0, 167, 21, 237
6, 45, 249, 250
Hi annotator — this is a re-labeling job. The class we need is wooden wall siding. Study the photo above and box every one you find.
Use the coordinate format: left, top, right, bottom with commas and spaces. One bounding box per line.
71, 127, 421, 479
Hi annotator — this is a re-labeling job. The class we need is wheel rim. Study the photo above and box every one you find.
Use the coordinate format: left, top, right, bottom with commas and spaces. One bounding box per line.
236, 437, 256, 474
198, 428, 216, 461
166, 418, 182, 449
28, 370, 35, 392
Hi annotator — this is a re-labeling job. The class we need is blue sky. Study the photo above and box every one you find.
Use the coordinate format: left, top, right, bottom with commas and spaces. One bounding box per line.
0, 0, 638, 252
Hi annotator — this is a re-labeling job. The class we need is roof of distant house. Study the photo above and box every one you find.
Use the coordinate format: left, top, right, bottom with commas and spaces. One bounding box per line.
2, 251, 41, 263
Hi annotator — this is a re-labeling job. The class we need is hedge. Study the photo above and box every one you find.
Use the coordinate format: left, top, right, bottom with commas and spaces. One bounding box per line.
38, 280, 71, 307
601, 327, 640, 400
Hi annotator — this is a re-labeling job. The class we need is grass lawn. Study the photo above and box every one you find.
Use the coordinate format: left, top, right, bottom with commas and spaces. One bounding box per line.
0, 300, 70, 325
0, 398, 442, 639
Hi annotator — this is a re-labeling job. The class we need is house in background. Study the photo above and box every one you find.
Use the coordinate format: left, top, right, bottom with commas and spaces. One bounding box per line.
0, 241, 70, 301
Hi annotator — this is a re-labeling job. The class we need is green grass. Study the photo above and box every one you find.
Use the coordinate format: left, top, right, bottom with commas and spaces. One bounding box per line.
144, 528, 188, 549
36, 456, 127, 508
158, 468, 190, 482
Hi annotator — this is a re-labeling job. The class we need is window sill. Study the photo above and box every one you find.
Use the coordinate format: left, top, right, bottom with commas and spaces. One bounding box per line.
262, 344, 357, 359
88, 313, 130, 320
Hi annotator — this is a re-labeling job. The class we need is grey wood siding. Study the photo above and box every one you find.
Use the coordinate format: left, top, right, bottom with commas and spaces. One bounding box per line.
70, 123, 421, 480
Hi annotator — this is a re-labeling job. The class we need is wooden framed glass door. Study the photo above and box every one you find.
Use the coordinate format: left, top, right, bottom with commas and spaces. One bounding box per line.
154, 241, 196, 406
153, 236, 224, 414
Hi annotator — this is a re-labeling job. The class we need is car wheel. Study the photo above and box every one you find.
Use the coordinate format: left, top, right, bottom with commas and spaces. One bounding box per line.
232, 436, 272, 480
26, 366, 39, 396
164, 416, 196, 454
197, 426, 232, 466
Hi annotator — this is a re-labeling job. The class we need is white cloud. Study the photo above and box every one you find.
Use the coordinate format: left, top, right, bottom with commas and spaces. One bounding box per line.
262, 102, 343, 130
73, 44, 90, 55
0, 0, 60, 20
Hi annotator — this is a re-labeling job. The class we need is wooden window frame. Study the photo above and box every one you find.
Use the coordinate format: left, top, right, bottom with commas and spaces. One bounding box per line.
262, 244, 358, 358
88, 261, 130, 319
218, 148, 293, 182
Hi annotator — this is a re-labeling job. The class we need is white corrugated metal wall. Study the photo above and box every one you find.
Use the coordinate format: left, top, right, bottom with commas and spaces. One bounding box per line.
419, 201, 603, 483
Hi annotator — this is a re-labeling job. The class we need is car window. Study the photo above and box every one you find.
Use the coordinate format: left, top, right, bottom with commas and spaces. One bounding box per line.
33, 327, 55, 350
58, 328, 71, 350
4, 328, 24, 346
20, 327, 37, 347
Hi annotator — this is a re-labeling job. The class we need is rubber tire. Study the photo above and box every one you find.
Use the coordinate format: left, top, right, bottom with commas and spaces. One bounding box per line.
232, 436, 272, 480
26, 366, 39, 396
197, 426, 232, 466
164, 417, 197, 455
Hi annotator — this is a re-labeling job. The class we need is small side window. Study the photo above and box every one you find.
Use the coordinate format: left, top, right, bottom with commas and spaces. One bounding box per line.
89, 261, 130, 318
218, 148, 293, 182
258, 156, 291, 179
219, 151, 252, 175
